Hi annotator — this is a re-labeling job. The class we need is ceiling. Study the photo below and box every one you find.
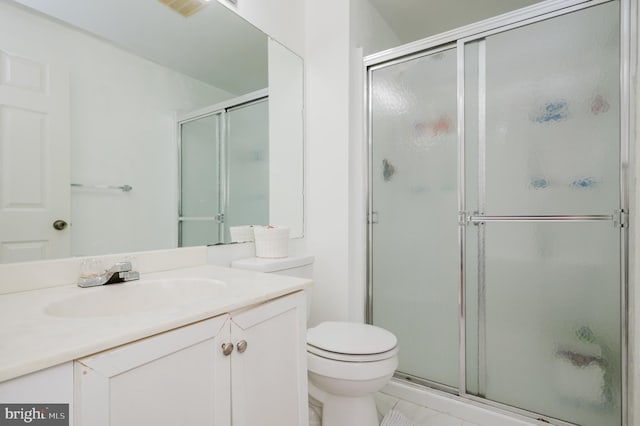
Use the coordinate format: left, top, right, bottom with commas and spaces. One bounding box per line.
368, 0, 547, 44
10, 0, 268, 95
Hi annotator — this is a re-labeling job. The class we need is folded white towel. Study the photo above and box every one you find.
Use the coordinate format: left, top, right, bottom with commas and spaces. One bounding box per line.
381, 409, 419, 426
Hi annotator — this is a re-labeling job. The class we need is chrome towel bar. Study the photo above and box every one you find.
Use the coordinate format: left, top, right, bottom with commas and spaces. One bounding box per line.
71, 183, 133, 192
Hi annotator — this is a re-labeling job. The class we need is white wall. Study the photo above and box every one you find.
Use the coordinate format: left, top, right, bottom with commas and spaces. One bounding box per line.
303, 0, 352, 325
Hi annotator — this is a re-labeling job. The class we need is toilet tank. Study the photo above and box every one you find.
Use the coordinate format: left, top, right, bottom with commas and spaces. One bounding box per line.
231, 255, 315, 320
230, 255, 314, 279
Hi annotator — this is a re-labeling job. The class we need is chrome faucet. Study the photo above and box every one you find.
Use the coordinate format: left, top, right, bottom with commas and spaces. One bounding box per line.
78, 261, 140, 288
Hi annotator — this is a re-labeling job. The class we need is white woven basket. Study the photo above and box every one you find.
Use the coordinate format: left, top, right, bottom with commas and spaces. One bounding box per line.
253, 226, 289, 258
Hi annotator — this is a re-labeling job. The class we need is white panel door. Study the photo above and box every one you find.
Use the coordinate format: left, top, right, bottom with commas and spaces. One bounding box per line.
0, 30, 70, 263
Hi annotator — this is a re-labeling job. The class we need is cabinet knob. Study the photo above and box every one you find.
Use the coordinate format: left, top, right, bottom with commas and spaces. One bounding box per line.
221, 342, 234, 356
237, 340, 248, 353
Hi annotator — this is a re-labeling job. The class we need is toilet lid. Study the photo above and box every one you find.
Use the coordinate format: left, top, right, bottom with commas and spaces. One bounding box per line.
307, 321, 397, 355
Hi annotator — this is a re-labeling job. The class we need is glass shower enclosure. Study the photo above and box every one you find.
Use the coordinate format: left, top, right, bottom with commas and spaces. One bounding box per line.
367, 1, 628, 425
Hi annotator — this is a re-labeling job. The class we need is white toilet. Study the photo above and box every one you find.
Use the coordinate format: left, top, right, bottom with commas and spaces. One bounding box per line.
231, 255, 398, 426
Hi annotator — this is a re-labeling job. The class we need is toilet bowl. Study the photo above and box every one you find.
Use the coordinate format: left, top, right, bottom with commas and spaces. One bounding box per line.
231, 255, 399, 426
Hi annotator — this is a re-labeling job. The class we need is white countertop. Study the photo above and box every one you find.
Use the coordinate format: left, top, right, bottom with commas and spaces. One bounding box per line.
0, 264, 312, 383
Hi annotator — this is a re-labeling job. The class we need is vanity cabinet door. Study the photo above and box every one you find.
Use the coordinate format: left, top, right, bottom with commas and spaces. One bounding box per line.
229, 291, 308, 426
74, 315, 230, 426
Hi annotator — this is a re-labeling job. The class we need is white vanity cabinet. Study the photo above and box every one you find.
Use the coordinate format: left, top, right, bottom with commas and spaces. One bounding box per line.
74, 291, 307, 426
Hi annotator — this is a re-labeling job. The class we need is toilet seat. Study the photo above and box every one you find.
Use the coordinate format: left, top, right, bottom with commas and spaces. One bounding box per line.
306, 321, 398, 362
307, 344, 398, 362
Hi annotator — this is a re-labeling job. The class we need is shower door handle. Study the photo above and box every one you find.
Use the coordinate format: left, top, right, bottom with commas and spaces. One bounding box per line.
467, 215, 613, 223
368, 211, 379, 224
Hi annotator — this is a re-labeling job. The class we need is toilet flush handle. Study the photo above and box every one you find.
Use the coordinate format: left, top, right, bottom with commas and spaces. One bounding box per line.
221, 342, 234, 356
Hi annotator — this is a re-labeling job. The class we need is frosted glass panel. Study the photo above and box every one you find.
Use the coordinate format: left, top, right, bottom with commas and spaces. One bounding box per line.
466, 221, 621, 426
225, 100, 269, 241
370, 48, 459, 387
475, 2, 620, 215
180, 114, 220, 217
179, 220, 218, 247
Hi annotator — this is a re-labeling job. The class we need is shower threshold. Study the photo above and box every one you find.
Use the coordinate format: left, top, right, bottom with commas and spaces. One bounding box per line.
385, 376, 578, 426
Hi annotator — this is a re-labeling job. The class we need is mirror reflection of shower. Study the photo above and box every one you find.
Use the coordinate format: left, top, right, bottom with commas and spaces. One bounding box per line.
178, 37, 305, 247
178, 91, 269, 246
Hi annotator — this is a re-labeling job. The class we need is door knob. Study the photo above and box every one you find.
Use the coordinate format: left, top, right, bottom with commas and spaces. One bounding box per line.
53, 220, 68, 231
221, 342, 234, 356
237, 340, 248, 353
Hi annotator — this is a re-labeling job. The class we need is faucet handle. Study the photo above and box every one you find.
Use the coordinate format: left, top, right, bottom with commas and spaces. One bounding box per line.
109, 261, 132, 273
79, 258, 105, 278
120, 270, 140, 281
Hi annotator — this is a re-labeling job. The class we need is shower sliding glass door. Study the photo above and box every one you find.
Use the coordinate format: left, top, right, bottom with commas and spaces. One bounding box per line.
463, 3, 622, 425
369, 46, 460, 389
367, 1, 628, 425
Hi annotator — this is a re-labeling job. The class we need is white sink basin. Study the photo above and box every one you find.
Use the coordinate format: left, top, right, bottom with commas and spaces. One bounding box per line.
45, 278, 228, 318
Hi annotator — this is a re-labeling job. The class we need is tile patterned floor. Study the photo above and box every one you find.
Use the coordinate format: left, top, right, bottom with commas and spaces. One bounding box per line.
376, 393, 482, 426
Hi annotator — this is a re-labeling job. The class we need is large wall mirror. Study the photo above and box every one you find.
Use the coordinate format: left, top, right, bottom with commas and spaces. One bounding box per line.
0, 0, 303, 264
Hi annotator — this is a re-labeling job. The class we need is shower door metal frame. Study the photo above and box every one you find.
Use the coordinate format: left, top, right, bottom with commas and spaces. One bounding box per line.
365, 0, 633, 424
